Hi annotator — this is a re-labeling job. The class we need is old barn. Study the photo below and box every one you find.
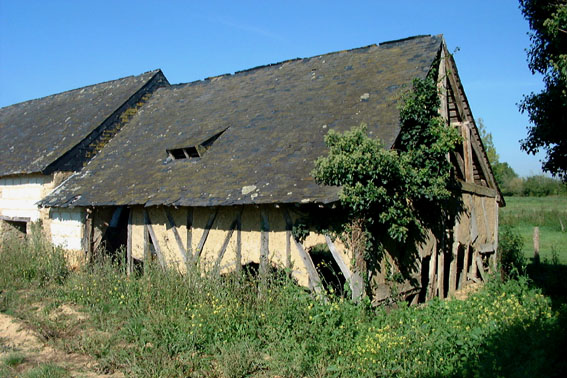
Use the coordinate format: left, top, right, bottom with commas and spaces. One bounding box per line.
0, 70, 168, 257
37, 35, 501, 302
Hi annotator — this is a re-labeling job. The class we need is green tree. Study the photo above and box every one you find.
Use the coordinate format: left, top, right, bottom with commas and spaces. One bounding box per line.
519, 0, 567, 181
477, 118, 519, 190
311, 75, 462, 290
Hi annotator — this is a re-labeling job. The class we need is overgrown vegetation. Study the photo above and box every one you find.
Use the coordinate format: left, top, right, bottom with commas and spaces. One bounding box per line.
311, 73, 462, 291
1, 234, 566, 377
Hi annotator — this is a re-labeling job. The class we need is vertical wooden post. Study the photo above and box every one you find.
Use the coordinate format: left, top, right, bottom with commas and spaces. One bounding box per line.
427, 244, 438, 300
126, 208, 133, 275
84, 208, 93, 264
437, 250, 445, 298
235, 209, 242, 273
186, 208, 193, 261
260, 209, 269, 275
533, 227, 540, 264
143, 213, 150, 274
461, 124, 474, 183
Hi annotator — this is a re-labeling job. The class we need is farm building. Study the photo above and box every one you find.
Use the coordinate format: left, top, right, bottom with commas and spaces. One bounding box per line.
40, 35, 502, 302
0, 70, 169, 256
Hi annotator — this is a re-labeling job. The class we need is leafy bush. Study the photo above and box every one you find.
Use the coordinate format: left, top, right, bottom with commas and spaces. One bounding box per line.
499, 225, 527, 279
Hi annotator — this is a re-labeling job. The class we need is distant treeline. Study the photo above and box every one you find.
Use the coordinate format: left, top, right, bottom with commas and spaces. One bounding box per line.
499, 174, 566, 197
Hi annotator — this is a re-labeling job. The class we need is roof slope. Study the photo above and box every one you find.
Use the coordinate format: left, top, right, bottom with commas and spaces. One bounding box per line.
0, 70, 163, 176
42, 35, 443, 208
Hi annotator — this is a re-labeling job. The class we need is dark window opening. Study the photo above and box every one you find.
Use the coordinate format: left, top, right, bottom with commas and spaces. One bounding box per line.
166, 128, 228, 161
5, 220, 27, 234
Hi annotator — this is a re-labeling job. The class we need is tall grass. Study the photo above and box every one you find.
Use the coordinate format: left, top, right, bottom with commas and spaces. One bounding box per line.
1, 234, 566, 377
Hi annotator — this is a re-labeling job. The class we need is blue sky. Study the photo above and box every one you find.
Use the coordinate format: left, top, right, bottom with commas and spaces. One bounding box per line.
0, 0, 545, 177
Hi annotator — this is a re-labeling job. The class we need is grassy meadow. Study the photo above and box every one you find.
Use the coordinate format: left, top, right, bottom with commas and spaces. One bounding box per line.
1, 232, 566, 377
500, 196, 567, 263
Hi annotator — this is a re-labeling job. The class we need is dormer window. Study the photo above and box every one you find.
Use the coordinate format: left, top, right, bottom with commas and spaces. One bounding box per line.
166, 127, 228, 161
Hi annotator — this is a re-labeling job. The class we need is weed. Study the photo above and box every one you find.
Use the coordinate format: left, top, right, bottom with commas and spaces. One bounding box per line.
2, 352, 26, 367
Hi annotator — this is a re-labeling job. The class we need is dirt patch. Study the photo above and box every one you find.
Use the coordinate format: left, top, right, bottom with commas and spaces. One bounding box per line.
453, 282, 482, 301
0, 312, 122, 377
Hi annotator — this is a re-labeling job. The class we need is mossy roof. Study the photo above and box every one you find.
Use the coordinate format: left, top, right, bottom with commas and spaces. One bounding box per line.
0, 70, 162, 176
42, 35, 444, 208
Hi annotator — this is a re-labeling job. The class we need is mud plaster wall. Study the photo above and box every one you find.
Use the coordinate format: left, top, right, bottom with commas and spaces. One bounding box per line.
0, 172, 71, 237
130, 205, 351, 288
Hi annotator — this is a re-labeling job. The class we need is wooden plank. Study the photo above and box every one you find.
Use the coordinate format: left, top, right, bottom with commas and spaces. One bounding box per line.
143, 219, 150, 273
214, 213, 241, 269
325, 236, 352, 281
235, 210, 242, 272
448, 242, 459, 296
84, 209, 93, 263
186, 208, 193, 260
445, 56, 468, 122
461, 243, 470, 289
470, 203, 479, 245
475, 255, 487, 282
143, 209, 165, 268
437, 250, 445, 298
437, 47, 449, 122
468, 128, 499, 192
452, 151, 466, 179
0, 215, 31, 223
194, 208, 218, 259
478, 243, 495, 253
427, 243, 438, 301
281, 207, 322, 294
285, 229, 291, 269
461, 124, 474, 182
459, 180, 497, 198
164, 208, 189, 267
293, 238, 322, 294
260, 209, 269, 274
126, 208, 133, 275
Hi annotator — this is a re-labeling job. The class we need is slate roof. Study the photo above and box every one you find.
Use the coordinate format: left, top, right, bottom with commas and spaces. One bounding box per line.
0, 70, 164, 176
42, 35, 444, 208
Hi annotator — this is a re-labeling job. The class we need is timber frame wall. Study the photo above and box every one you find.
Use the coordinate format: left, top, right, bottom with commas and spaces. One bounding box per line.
78, 43, 501, 304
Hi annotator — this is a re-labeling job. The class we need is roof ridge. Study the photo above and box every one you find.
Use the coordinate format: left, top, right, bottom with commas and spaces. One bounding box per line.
170, 35, 438, 88
0, 69, 162, 110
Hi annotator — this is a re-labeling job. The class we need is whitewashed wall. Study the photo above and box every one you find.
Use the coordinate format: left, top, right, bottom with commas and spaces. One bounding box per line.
0, 175, 53, 221
49, 208, 85, 250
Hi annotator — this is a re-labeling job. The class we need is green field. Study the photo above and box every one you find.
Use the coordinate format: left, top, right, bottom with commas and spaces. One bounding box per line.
500, 196, 567, 264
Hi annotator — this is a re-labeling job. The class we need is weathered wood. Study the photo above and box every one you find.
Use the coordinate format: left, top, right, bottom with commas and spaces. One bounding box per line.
469, 247, 478, 279
475, 255, 487, 282
427, 244, 438, 301
533, 227, 540, 263
194, 208, 218, 259
452, 151, 466, 179
461, 243, 470, 289
293, 238, 322, 294
470, 203, 479, 245
437, 47, 449, 122
260, 209, 270, 274
285, 229, 291, 269
143, 209, 165, 268
467, 273, 480, 283
461, 124, 474, 183
126, 209, 133, 275
186, 207, 193, 259
0, 215, 31, 223
478, 243, 495, 253
235, 210, 242, 272
84, 209, 93, 263
459, 180, 498, 198
468, 129, 499, 192
164, 208, 189, 267
481, 197, 491, 239
437, 250, 445, 298
325, 235, 363, 301
214, 215, 240, 270
448, 242, 459, 296
143, 219, 150, 273
445, 56, 468, 123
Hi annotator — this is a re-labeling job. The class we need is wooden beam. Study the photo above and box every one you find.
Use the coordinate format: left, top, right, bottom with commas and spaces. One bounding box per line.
459, 180, 497, 198
325, 235, 363, 301
427, 242, 438, 301
143, 219, 150, 273
475, 255, 487, 282
468, 125, 499, 191
260, 209, 269, 274
282, 208, 322, 294
437, 47, 449, 122
84, 209, 93, 264
293, 238, 322, 294
0, 215, 31, 223
437, 250, 445, 298
214, 212, 241, 270
452, 151, 466, 179
126, 208, 133, 275
478, 242, 496, 253
186, 208, 193, 260
461, 124, 474, 182
143, 209, 165, 268
445, 56, 468, 122
235, 209, 242, 273
448, 242, 459, 296
164, 208, 189, 268
461, 243, 470, 289
194, 208, 218, 260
